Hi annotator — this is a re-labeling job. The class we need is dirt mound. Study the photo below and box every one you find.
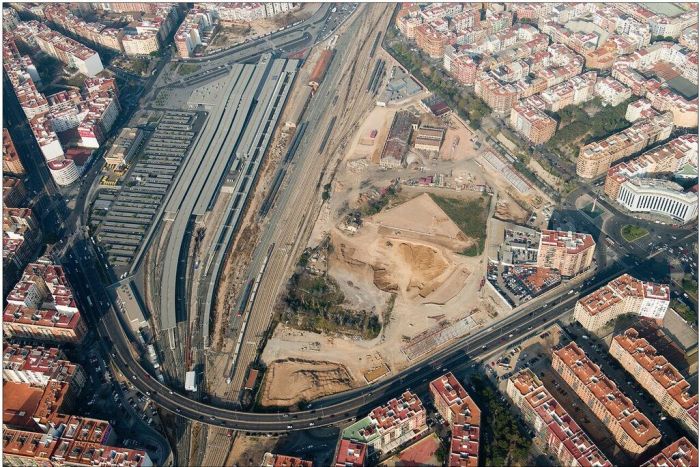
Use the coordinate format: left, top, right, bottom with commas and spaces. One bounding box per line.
398, 242, 448, 296
259, 359, 355, 407
370, 239, 450, 299
370, 193, 468, 242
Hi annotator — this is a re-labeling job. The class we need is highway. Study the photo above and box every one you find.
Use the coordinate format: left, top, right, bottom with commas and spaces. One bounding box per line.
84, 227, 696, 433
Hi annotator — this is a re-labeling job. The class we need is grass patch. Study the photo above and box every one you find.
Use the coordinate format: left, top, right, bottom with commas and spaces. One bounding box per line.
681, 276, 698, 301
430, 193, 490, 256
178, 63, 200, 76
672, 299, 697, 324
621, 224, 648, 242
283, 271, 381, 339
544, 97, 633, 159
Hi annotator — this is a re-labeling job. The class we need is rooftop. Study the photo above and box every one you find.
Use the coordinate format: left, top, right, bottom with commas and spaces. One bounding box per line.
540, 230, 596, 254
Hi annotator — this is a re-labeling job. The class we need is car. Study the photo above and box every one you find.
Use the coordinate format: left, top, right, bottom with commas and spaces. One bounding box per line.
309, 422, 315, 427
286, 425, 293, 429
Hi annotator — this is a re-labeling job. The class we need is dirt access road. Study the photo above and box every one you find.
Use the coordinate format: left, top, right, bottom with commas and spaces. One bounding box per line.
224, 3, 396, 399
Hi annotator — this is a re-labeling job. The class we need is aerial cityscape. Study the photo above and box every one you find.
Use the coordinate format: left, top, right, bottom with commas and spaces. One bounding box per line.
1, 2, 697, 466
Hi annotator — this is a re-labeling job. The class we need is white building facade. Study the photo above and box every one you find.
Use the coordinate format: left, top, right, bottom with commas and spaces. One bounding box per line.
616, 178, 698, 223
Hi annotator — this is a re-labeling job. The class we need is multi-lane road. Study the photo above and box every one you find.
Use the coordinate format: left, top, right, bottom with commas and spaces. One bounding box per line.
82, 226, 696, 433
44, 0, 697, 439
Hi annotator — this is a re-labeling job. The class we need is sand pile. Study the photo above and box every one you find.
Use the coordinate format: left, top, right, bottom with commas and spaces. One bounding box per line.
259, 359, 355, 407
370, 193, 469, 245
372, 241, 449, 298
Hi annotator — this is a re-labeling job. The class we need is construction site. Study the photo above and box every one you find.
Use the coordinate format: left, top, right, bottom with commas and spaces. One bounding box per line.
255, 34, 557, 408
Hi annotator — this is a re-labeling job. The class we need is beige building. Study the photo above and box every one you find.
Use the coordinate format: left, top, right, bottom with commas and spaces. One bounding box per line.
574, 274, 670, 332
104, 128, 144, 168
610, 328, 698, 435
552, 342, 661, 456
537, 230, 595, 278
122, 32, 159, 56
413, 126, 445, 152
576, 112, 674, 179
506, 369, 611, 467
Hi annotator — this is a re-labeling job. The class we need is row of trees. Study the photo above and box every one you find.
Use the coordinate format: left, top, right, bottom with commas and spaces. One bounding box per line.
471, 375, 533, 466
384, 31, 491, 128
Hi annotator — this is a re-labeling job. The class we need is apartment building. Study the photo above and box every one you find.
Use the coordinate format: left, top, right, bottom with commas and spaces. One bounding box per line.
552, 342, 661, 456
333, 439, 368, 467
604, 135, 697, 199
415, 23, 451, 59
574, 274, 670, 332
539, 71, 597, 112
610, 328, 698, 435
576, 112, 674, 179
3, 35, 49, 119
536, 230, 595, 278
641, 437, 697, 467
3, 304, 87, 343
3, 207, 41, 272
3, 260, 86, 343
30, 25, 104, 77
506, 369, 612, 467
625, 99, 657, 122
341, 391, 427, 454
261, 453, 313, 467
3, 343, 86, 389
594, 76, 633, 107
429, 373, 480, 467
447, 53, 478, 85
3, 128, 25, 176
2, 176, 28, 209
3, 425, 152, 466
174, 8, 211, 58
475, 72, 521, 114
43, 4, 122, 53
509, 102, 557, 145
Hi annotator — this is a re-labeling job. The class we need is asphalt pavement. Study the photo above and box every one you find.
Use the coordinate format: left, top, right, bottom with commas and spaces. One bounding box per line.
77, 227, 695, 433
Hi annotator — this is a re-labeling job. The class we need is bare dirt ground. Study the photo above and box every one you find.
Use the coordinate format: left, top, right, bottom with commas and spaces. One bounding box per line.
229, 434, 278, 467
259, 358, 356, 407
261, 88, 546, 401
208, 4, 321, 51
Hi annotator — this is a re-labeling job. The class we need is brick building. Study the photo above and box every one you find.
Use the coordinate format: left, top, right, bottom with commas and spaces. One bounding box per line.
610, 328, 698, 435
552, 342, 661, 456
574, 274, 670, 332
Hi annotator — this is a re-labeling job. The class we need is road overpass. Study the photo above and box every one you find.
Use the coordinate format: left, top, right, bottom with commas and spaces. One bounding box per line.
93, 227, 694, 432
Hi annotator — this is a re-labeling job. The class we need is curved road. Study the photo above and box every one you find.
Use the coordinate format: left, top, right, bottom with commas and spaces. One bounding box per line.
73, 194, 694, 434
179, 4, 332, 64
96, 229, 690, 433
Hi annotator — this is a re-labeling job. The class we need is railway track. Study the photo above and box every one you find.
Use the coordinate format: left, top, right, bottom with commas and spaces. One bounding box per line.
224, 3, 394, 398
